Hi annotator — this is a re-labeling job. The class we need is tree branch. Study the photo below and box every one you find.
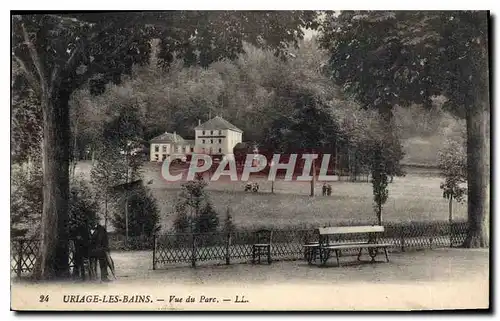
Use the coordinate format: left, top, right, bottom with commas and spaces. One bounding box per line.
58, 21, 126, 90
20, 18, 47, 93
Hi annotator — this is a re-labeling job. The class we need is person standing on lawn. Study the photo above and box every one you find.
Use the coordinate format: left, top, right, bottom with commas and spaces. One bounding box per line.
88, 222, 111, 282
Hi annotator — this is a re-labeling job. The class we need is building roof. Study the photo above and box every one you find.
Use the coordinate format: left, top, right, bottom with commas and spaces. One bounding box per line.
195, 116, 243, 133
150, 132, 185, 144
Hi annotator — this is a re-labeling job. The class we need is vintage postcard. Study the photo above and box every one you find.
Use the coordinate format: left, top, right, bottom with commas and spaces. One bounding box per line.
10, 10, 490, 311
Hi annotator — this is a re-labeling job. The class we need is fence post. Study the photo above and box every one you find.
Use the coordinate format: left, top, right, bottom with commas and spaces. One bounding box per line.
191, 233, 196, 268
400, 230, 405, 252
17, 240, 23, 278
449, 220, 453, 248
225, 232, 231, 265
152, 234, 156, 271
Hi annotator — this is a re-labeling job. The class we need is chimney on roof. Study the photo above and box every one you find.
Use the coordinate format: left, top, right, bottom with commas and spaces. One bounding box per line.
198, 119, 201, 126
174, 131, 177, 142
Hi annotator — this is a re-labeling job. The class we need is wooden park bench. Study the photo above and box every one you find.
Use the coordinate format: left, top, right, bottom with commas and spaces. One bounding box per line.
303, 226, 391, 267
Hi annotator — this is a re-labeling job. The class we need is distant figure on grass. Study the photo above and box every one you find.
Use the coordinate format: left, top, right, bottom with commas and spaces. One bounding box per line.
244, 182, 259, 192
322, 183, 332, 196
88, 222, 112, 282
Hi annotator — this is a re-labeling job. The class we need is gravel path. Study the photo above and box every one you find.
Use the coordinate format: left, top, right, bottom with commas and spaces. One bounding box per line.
11, 248, 489, 310
111, 247, 488, 285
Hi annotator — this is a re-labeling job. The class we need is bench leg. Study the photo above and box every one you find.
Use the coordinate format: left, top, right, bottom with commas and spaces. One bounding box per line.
319, 249, 328, 266
252, 247, 255, 264
335, 250, 340, 267
267, 246, 271, 264
368, 247, 378, 263
384, 247, 389, 263
357, 248, 363, 261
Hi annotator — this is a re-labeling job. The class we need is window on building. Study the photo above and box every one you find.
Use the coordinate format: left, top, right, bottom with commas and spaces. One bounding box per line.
219, 130, 222, 135
154, 145, 159, 152
202, 139, 205, 144
218, 148, 222, 153
154, 154, 159, 161
202, 130, 205, 135
162, 145, 167, 152
162, 154, 167, 161
210, 139, 213, 144
190, 147, 194, 152
218, 139, 222, 144
210, 130, 213, 135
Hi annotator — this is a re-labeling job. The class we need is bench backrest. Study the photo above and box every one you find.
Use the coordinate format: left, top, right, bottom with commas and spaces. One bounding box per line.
254, 229, 273, 244
318, 225, 384, 235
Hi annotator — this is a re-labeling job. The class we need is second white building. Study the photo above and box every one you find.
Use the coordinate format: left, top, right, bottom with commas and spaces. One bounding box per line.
194, 116, 243, 156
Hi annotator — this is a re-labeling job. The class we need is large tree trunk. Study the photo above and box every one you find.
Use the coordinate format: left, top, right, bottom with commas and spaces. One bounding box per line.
33, 88, 71, 279
463, 28, 490, 248
462, 100, 489, 248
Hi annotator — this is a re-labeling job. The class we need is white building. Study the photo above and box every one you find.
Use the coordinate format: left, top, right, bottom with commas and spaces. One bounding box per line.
149, 116, 243, 162
194, 116, 243, 156
149, 132, 194, 162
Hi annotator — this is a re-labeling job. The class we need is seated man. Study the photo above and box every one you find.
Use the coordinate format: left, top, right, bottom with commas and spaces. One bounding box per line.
88, 222, 111, 282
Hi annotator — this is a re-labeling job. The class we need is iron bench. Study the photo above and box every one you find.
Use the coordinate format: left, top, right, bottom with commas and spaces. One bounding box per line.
303, 225, 391, 266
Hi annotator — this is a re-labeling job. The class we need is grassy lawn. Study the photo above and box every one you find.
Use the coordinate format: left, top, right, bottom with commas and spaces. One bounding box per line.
141, 164, 466, 231
75, 161, 467, 232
